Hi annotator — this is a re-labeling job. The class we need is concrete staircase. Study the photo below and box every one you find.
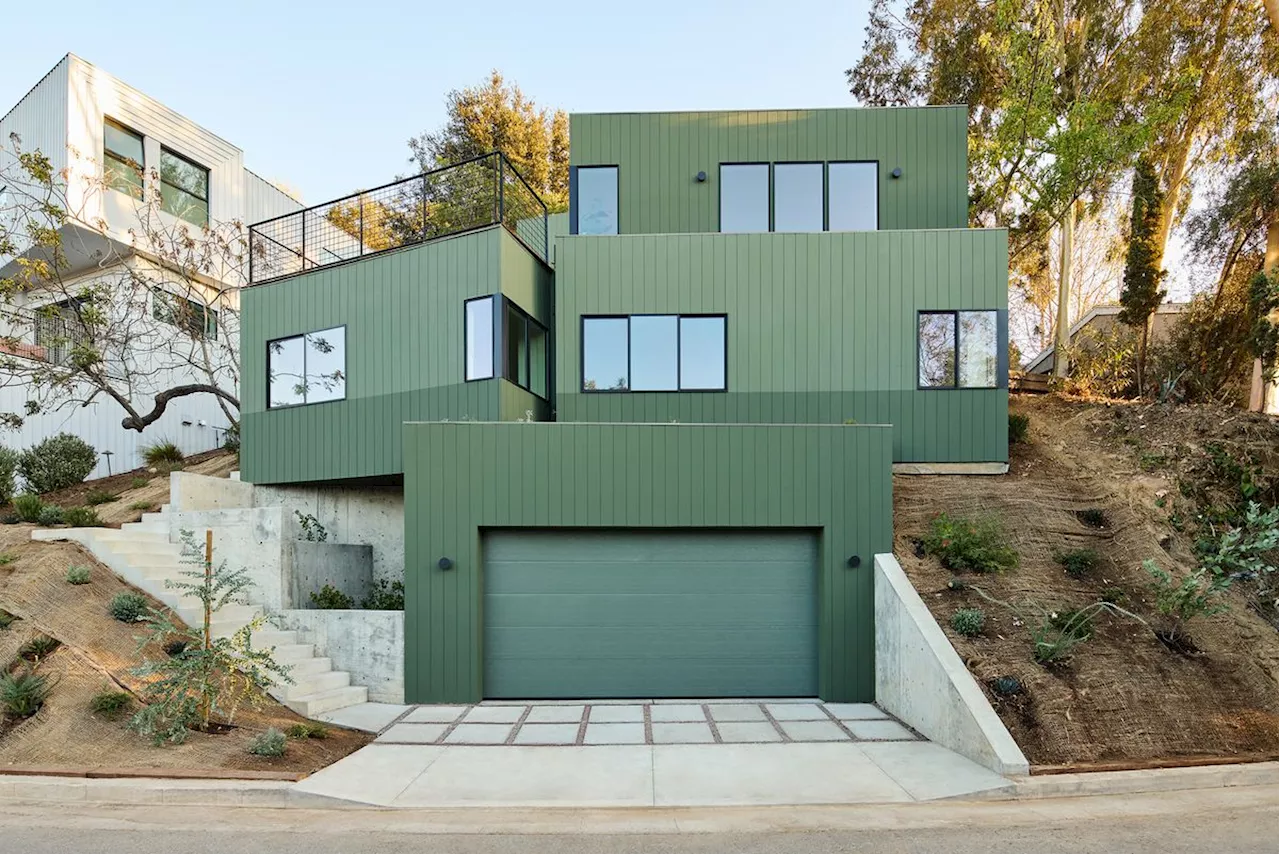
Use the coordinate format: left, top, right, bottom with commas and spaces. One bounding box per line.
33, 507, 368, 717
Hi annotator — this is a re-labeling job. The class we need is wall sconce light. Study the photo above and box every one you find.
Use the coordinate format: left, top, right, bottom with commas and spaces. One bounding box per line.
891, 168, 903, 179
847, 555, 862, 568
438, 557, 454, 571
695, 171, 707, 183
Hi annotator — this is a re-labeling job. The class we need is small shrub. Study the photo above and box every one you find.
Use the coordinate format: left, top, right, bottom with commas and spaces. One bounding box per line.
0, 445, 18, 504
36, 505, 64, 526
946, 578, 967, 591
309, 584, 354, 609
1100, 587, 1126, 605
1145, 560, 1231, 642
141, 440, 183, 466
1076, 508, 1109, 529
129, 476, 151, 489
1, 514, 19, 525
295, 510, 328, 542
90, 690, 133, 720
1031, 605, 1102, 665
0, 669, 50, 718
62, 506, 102, 527
110, 592, 149, 623
65, 565, 91, 585
0, 609, 15, 629
84, 489, 118, 506
223, 423, 240, 454
13, 494, 43, 522
18, 433, 98, 494
248, 727, 287, 757
991, 675, 1023, 697
923, 513, 1019, 574
0, 553, 16, 566
163, 637, 190, 658
19, 634, 60, 660
951, 607, 986, 637
1008, 412, 1030, 444
1054, 548, 1100, 578
359, 578, 405, 610
286, 721, 329, 740
128, 501, 155, 512
1048, 607, 1095, 641
1139, 453, 1168, 472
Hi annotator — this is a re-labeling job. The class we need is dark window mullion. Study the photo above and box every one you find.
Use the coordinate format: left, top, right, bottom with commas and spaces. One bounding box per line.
952, 310, 962, 389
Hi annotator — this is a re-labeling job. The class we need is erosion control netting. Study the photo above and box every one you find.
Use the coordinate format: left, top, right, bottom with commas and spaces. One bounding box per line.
0, 528, 369, 771
894, 422, 1278, 767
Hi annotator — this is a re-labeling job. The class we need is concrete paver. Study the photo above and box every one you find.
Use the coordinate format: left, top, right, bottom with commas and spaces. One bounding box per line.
765, 703, 829, 721
649, 704, 708, 722
588, 704, 645, 723
715, 721, 781, 743
524, 705, 585, 723
779, 719, 849, 742
460, 706, 523, 724
513, 724, 580, 745
584, 722, 646, 744
313, 702, 409, 733
652, 722, 716, 744
708, 704, 767, 722
402, 705, 466, 724
376, 723, 448, 744
445, 724, 513, 744
846, 720, 916, 741
825, 703, 888, 720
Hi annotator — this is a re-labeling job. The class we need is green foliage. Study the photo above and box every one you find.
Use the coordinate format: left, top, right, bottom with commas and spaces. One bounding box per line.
1054, 548, 1100, 578
128, 501, 155, 512
1119, 158, 1168, 329
951, 607, 986, 637
129, 476, 151, 490
18, 634, 59, 660
13, 494, 43, 522
1148, 284, 1259, 405
18, 433, 98, 494
1031, 606, 1098, 665
1077, 508, 1109, 528
248, 727, 287, 757
84, 489, 117, 506
294, 511, 328, 542
0, 514, 18, 525
90, 690, 133, 720
0, 446, 18, 504
0, 669, 50, 718
1199, 503, 1279, 620
0, 609, 14, 630
923, 513, 1019, 574
309, 584, 354, 610
1008, 412, 1029, 444
222, 422, 240, 454
36, 505, 64, 526
0, 553, 15, 566
1247, 270, 1278, 383
1100, 587, 1126, 605
141, 440, 183, 466
1060, 323, 1138, 398
109, 592, 148, 623
1139, 453, 1167, 472
64, 565, 91, 585
128, 530, 292, 745
991, 675, 1023, 697
359, 578, 405, 610
1145, 560, 1231, 640
62, 506, 102, 527
286, 721, 329, 740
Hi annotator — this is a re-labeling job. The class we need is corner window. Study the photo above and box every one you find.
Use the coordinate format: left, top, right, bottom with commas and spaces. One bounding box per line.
582, 314, 727, 392
268, 326, 346, 408
153, 289, 217, 340
828, 162, 878, 231
918, 310, 998, 389
719, 164, 769, 233
502, 299, 549, 398
104, 119, 144, 200
464, 296, 494, 381
772, 163, 824, 232
160, 147, 209, 227
576, 166, 618, 235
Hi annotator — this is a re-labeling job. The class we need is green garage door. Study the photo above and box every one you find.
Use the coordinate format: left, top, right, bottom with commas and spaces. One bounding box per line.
483, 529, 819, 698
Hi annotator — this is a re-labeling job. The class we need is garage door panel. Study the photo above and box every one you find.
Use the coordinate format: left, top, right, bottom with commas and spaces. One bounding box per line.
483, 530, 819, 699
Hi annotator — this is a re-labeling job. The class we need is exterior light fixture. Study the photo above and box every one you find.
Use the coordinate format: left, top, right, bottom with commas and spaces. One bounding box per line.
695, 171, 707, 182
847, 555, 861, 568
891, 168, 903, 179
438, 557, 454, 571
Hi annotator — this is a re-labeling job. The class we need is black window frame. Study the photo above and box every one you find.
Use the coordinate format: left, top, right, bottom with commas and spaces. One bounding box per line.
716, 160, 882, 233
152, 288, 218, 340
826, 160, 881, 232
718, 162, 771, 234
266, 324, 348, 410
499, 297, 550, 400
771, 161, 826, 233
103, 117, 145, 200
569, 164, 620, 236
916, 309, 1005, 391
580, 313, 729, 394
462, 294, 496, 382
159, 146, 210, 227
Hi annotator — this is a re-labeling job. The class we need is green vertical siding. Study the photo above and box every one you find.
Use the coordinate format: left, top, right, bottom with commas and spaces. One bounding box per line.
554, 230, 1009, 463
570, 108, 968, 234
403, 421, 893, 704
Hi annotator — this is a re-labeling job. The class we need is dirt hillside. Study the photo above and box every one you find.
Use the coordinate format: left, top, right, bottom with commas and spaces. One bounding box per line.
895, 394, 1278, 768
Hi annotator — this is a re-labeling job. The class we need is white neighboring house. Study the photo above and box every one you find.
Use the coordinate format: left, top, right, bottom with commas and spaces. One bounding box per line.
0, 54, 302, 478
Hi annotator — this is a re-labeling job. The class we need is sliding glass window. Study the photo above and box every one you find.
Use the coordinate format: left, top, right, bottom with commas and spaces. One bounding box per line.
828, 162, 878, 231
576, 166, 618, 235
582, 315, 727, 392
772, 163, 823, 232
918, 310, 999, 389
268, 326, 346, 408
719, 164, 769, 233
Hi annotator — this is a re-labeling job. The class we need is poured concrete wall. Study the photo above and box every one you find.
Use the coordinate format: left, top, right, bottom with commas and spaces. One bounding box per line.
170, 506, 289, 609
278, 609, 405, 703
255, 484, 403, 583
874, 553, 1029, 776
286, 541, 373, 609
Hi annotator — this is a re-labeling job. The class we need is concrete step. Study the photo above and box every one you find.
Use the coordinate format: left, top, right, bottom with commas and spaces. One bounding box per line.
107, 541, 182, 557
274, 670, 351, 701
271, 643, 316, 662
283, 685, 368, 718
121, 521, 168, 534
95, 529, 170, 545
116, 553, 185, 569
177, 603, 259, 626
287, 656, 335, 678
141, 512, 167, 524
250, 630, 300, 648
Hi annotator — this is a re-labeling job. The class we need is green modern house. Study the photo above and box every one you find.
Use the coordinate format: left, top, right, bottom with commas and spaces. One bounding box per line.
241, 107, 1009, 705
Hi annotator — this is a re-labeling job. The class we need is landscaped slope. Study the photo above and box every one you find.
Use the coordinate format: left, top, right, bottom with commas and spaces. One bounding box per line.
0, 525, 369, 773
894, 394, 1278, 769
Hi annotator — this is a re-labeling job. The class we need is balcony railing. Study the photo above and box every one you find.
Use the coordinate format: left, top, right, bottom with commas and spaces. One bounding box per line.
248, 152, 549, 284
0, 306, 92, 367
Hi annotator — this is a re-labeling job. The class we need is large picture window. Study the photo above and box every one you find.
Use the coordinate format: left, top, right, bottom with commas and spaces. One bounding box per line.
720, 161, 879, 233
268, 326, 346, 408
582, 314, 727, 392
828, 162, 878, 231
918, 310, 999, 389
719, 164, 769, 233
103, 119, 144, 200
772, 163, 824, 232
160, 147, 209, 227
576, 166, 618, 235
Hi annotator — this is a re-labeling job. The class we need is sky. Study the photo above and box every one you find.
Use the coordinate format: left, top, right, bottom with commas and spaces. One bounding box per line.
1, 0, 873, 203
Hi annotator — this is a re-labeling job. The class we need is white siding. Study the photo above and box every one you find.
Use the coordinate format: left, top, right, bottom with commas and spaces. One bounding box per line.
244, 169, 303, 225
0, 55, 69, 177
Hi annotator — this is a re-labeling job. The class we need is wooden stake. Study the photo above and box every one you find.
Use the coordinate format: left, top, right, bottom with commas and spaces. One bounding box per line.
204, 529, 213, 651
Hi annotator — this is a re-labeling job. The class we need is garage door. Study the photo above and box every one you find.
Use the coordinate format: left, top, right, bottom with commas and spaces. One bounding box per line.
483, 530, 818, 698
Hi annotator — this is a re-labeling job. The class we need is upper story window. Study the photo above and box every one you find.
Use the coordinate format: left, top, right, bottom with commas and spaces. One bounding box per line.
268, 326, 346, 408
576, 166, 618, 235
464, 296, 495, 381
103, 119, 144, 200
33, 299, 89, 367
719, 161, 879, 233
582, 314, 727, 392
160, 148, 210, 227
153, 289, 218, 340
719, 164, 769, 233
918, 310, 999, 389
463, 296, 548, 398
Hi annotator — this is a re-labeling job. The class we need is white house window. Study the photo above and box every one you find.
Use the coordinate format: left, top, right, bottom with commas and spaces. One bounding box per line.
103, 119, 144, 200
160, 148, 210, 227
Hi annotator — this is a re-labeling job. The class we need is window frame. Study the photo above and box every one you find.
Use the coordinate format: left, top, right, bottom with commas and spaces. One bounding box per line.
159, 146, 210, 227
718, 162, 771, 233
716, 160, 882, 233
571, 164, 620, 236
915, 309, 1004, 391
462, 295, 496, 382
266, 324, 348, 410
498, 297, 550, 400
103, 117, 145, 200
826, 160, 880, 232
580, 313, 729, 394
771, 161, 826, 233
152, 288, 218, 341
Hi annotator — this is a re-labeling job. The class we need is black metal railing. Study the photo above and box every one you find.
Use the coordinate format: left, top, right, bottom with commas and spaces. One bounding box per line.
247, 152, 549, 284
0, 306, 92, 367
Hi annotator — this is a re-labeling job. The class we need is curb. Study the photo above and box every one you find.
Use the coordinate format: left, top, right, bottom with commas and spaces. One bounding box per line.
0, 775, 356, 808
1006, 761, 1277, 800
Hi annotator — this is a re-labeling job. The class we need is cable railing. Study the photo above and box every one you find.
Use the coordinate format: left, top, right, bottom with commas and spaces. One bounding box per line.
247, 152, 549, 284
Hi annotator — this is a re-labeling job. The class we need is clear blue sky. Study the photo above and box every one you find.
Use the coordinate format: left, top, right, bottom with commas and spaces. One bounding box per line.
2, 0, 872, 203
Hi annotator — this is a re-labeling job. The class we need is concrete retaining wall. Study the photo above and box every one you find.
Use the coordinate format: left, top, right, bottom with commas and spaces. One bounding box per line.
286, 541, 373, 609
172, 506, 289, 609
277, 609, 404, 703
255, 484, 403, 584
874, 552, 1029, 776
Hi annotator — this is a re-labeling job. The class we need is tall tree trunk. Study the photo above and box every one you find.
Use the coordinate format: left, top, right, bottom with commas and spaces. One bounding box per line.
1138, 318, 1151, 397
1211, 228, 1247, 312
1053, 206, 1076, 378
1249, 211, 1280, 411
